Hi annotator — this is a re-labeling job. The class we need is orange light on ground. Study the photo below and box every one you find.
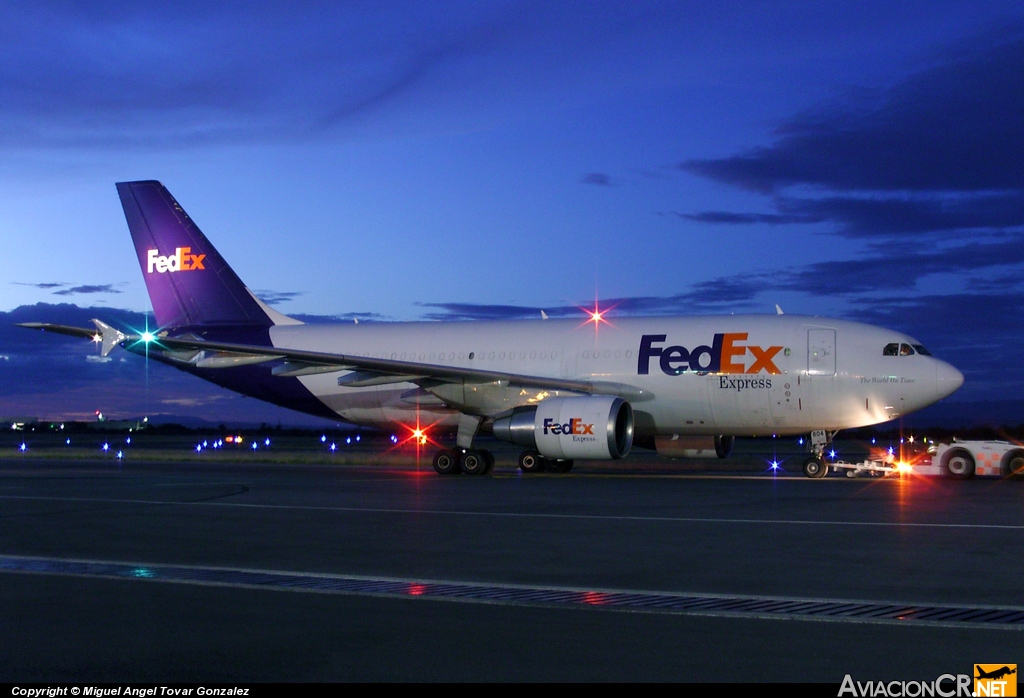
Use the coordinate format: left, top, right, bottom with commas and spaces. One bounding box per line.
580, 591, 609, 606
399, 423, 435, 448
384, 416, 446, 468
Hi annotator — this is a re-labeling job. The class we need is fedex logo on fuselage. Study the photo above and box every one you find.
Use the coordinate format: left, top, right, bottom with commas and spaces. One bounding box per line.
638, 333, 783, 376
147, 247, 206, 274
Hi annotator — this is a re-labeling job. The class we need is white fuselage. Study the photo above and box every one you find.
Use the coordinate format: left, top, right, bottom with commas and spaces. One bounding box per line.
267, 314, 962, 436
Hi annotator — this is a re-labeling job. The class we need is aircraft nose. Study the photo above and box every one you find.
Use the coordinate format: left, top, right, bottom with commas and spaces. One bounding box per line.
935, 360, 964, 400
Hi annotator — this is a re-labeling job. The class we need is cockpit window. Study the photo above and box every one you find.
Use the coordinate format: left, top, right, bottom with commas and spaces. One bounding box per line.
884, 342, 922, 356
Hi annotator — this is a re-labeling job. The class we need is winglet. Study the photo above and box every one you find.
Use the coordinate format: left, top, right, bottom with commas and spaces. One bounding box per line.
91, 319, 129, 357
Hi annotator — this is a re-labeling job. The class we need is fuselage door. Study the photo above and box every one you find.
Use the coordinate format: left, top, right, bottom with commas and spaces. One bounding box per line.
807, 329, 836, 376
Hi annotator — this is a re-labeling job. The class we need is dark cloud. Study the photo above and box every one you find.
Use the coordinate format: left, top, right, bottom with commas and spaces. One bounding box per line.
416, 282, 769, 322
581, 173, 614, 187
0, 4, 514, 150
683, 31, 1024, 194
253, 290, 304, 305
52, 284, 121, 296
686, 192, 1024, 239
678, 210, 820, 225
290, 312, 389, 324
12, 282, 69, 290
416, 302, 552, 321
680, 27, 1024, 245
659, 238, 1023, 300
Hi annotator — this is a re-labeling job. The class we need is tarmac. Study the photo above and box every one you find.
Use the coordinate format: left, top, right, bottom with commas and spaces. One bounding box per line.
0, 441, 1021, 683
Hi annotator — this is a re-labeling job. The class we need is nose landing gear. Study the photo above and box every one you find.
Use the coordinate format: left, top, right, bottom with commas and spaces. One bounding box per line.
801, 429, 837, 479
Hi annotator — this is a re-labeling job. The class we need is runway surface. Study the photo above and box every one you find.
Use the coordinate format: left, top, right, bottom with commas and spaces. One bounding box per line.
0, 455, 1021, 682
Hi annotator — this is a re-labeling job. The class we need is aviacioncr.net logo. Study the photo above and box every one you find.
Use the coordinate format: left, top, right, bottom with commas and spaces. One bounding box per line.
147, 247, 206, 274
975, 665, 1017, 697
839, 673, 972, 697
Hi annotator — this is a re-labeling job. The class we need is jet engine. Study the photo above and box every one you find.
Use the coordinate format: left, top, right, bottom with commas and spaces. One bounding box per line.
492, 395, 633, 460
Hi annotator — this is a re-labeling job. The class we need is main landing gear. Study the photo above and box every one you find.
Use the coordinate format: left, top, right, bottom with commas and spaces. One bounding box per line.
430, 448, 574, 475
432, 448, 495, 476
430, 414, 572, 476
518, 449, 573, 474
432, 414, 496, 476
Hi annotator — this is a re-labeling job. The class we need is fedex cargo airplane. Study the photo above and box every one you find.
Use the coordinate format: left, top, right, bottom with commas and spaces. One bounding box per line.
20, 181, 964, 477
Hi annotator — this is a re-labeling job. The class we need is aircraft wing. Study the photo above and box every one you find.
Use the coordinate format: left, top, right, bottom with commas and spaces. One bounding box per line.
17, 321, 649, 401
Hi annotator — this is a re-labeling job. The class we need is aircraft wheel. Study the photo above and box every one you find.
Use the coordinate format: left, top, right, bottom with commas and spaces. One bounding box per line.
545, 459, 565, 473
519, 450, 544, 473
561, 460, 574, 473
943, 449, 975, 480
461, 450, 489, 476
482, 450, 495, 474
715, 435, 734, 459
802, 457, 828, 479
432, 449, 462, 475
1002, 449, 1024, 478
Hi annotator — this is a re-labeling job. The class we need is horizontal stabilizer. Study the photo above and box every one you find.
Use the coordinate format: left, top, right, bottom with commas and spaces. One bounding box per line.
91, 319, 128, 357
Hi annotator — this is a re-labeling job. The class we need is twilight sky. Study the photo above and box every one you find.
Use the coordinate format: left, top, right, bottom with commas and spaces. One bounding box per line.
3, 2, 1024, 425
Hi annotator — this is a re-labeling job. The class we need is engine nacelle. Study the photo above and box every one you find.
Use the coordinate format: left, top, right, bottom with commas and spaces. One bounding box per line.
654, 435, 734, 459
492, 396, 633, 460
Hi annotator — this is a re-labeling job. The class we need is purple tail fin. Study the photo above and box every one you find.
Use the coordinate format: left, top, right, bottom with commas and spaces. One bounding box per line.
117, 181, 276, 330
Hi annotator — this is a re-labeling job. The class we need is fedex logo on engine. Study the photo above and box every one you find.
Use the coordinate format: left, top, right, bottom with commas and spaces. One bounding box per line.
146, 247, 206, 274
638, 333, 783, 376
543, 418, 594, 437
